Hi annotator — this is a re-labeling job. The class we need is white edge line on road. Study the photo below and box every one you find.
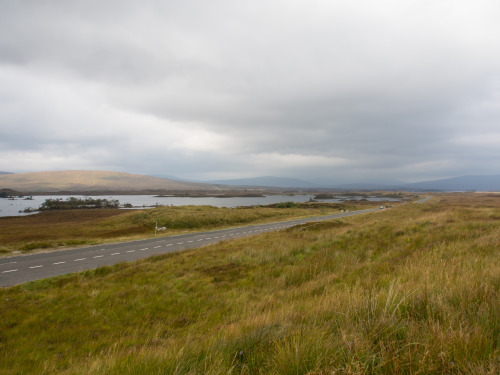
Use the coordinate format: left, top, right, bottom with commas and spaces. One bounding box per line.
0, 209, 379, 285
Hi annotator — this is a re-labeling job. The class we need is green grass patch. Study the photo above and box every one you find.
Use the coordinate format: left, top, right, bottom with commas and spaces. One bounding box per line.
20, 242, 54, 251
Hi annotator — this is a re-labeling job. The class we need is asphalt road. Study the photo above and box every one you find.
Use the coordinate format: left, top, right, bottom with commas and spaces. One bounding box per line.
0, 208, 379, 287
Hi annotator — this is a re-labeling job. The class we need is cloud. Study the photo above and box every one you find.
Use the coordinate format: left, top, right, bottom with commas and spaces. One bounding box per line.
1, 0, 500, 183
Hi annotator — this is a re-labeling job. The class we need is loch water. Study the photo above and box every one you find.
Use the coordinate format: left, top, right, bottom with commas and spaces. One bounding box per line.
0, 194, 400, 217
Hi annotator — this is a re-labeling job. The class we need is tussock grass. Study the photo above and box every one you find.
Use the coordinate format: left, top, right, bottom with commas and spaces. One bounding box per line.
0, 193, 498, 374
0, 203, 353, 255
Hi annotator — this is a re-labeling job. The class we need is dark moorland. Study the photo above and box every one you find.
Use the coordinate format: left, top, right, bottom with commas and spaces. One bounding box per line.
0, 193, 498, 374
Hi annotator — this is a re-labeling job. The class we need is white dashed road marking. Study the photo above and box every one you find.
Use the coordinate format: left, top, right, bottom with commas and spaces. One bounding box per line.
1, 209, 381, 287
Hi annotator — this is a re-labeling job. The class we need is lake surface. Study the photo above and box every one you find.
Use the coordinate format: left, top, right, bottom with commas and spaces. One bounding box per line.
0, 194, 399, 217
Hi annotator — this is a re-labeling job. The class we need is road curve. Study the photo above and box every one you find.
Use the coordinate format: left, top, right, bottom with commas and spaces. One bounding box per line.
415, 196, 433, 203
1, 208, 379, 287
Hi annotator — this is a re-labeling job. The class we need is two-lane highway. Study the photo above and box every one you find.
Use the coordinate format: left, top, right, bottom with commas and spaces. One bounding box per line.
1, 208, 379, 287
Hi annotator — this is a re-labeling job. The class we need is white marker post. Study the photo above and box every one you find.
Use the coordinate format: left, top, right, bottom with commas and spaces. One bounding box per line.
155, 221, 166, 236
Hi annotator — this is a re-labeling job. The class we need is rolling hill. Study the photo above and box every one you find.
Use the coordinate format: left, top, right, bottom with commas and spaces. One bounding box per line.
0, 170, 217, 193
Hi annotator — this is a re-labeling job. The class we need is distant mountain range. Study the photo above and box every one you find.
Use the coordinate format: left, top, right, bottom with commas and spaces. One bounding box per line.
1, 170, 499, 192
328, 175, 500, 191
208, 174, 500, 191
208, 176, 319, 188
400, 174, 500, 191
149, 174, 203, 183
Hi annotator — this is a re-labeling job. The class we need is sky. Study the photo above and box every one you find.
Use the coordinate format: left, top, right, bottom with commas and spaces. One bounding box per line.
1, 0, 499, 185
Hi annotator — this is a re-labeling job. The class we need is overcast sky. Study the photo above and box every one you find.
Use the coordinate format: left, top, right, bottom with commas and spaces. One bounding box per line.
1, 0, 499, 184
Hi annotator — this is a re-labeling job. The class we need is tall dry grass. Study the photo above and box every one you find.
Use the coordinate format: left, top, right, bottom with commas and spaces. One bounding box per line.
0, 203, 352, 255
0, 193, 498, 374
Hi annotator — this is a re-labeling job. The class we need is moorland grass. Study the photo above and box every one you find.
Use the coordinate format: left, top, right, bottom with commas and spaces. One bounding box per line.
0, 193, 498, 374
0, 202, 359, 255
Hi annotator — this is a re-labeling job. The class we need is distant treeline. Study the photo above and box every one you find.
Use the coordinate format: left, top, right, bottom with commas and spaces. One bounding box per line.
39, 197, 120, 211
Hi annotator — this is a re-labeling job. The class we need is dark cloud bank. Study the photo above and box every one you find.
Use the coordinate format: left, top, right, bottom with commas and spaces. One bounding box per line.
1, 0, 499, 184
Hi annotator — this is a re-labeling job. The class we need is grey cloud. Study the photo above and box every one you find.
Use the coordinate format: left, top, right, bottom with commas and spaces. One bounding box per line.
1, 1, 500, 183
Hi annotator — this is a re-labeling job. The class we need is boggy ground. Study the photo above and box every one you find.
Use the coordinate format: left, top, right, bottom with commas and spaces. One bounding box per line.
0, 193, 498, 374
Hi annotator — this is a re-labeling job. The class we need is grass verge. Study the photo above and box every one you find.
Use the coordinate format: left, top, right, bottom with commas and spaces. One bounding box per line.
0, 202, 364, 255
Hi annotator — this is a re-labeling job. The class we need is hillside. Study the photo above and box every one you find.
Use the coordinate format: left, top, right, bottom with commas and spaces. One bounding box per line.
0, 193, 498, 373
0, 170, 217, 193
326, 174, 500, 192
402, 174, 500, 191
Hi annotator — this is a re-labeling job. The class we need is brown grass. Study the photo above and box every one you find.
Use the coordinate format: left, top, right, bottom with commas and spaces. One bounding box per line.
0, 202, 369, 255
0, 193, 498, 374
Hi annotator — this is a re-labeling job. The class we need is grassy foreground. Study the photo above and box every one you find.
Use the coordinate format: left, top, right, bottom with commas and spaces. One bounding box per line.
0, 202, 358, 255
0, 193, 499, 374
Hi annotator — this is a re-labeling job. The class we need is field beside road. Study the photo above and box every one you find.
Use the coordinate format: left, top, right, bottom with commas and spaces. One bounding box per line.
0, 193, 498, 374
0, 202, 364, 255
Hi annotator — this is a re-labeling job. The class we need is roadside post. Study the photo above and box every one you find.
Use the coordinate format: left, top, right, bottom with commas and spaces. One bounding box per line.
155, 220, 166, 236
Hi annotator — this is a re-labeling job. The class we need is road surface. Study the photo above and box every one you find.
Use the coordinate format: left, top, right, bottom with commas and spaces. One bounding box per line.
1, 208, 379, 287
